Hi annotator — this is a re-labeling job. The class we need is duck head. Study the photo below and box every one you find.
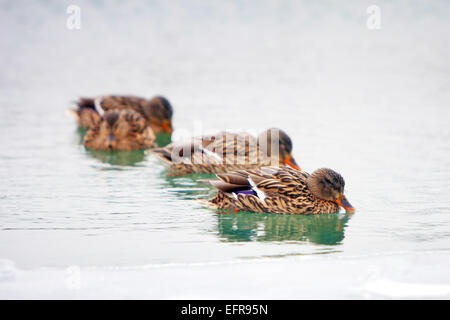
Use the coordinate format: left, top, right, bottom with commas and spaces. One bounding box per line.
306, 168, 355, 213
257, 128, 301, 170
143, 96, 173, 134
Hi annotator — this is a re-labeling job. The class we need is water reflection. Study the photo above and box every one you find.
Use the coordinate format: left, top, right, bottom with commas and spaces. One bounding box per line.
217, 212, 352, 245
156, 132, 172, 147
74, 128, 170, 166
160, 173, 215, 200
85, 149, 147, 166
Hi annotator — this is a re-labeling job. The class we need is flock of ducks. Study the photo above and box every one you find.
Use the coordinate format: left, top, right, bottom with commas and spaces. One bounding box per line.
69, 94, 355, 215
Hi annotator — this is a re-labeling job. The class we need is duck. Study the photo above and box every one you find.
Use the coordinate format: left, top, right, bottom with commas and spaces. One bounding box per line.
151, 128, 300, 175
83, 109, 156, 151
70, 95, 173, 134
204, 166, 355, 215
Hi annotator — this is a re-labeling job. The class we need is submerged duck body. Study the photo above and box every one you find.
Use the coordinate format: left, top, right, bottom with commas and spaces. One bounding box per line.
206, 166, 355, 215
151, 128, 300, 175
72, 95, 174, 135
83, 109, 155, 151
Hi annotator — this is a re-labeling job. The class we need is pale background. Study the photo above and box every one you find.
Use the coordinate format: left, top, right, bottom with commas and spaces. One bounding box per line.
0, 0, 449, 298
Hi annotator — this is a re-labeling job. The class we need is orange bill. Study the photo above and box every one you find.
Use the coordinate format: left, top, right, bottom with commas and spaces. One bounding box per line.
161, 120, 173, 134
335, 195, 355, 213
283, 155, 301, 170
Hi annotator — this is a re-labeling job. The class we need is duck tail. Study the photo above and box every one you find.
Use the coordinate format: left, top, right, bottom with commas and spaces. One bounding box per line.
77, 97, 96, 110
66, 98, 92, 120
66, 108, 80, 121
150, 141, 203, 164
150, 147, 174, 164
204, 172, 251, 193
68, 99, 102, 129
196, 199, 218, 209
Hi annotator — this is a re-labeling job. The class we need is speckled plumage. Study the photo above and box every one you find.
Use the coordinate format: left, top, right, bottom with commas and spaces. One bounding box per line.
152, 130, 299, 174
84, 109, 155, 151
72, 95, 173, 134
207, 166, 341, 215
74, 107, 101, 129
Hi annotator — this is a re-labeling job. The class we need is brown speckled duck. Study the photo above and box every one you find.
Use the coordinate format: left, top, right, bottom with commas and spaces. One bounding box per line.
71, 95, 173, 134
83, 109, 155, 151
204, 166, 355, 215
151, 128, 300, 175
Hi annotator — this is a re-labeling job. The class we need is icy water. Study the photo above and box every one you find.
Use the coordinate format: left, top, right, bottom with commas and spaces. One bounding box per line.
1, 0, 450, 299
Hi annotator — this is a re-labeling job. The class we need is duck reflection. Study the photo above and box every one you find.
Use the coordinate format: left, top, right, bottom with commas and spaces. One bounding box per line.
85, 149, 146, 166
75, 128, 145, 166
217, 212, 352, 245
155, 132, 172, 147
75, 129, 171, 166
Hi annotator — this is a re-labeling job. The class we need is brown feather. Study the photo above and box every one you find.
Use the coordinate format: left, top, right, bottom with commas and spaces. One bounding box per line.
206, 166, 342, 215
84, 109, 155, 151
72, 95, 173, 135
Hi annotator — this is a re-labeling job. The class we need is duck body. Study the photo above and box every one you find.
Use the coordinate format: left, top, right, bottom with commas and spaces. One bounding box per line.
151, 129, 300, 175
72, 95, 173, 135
84, 109, 155, 151
207, 166, 340, 214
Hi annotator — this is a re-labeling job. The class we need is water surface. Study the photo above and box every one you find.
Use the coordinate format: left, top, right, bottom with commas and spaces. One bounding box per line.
1, 0, 450, 299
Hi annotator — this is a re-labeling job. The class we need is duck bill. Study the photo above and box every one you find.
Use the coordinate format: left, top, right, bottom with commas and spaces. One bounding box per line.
335, 195, 355, 213
161, 120, 173, 134
107, 133, 116, 150
283, 155, 301, 170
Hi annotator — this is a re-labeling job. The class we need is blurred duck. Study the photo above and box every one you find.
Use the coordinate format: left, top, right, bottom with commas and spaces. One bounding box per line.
205, 166, 355, 215
71, 95, 173, 134
151, 128, 300, 175
83, 109, 155, 151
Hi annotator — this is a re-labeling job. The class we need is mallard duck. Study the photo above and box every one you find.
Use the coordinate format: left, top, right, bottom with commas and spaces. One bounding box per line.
71, 95, 173, 134
204, 166, 355, 215
151, 128, 300, 174
83, 109, 155, 151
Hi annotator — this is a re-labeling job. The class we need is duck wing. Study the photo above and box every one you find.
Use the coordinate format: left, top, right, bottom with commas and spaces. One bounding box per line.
201, 132, 265, 164
99, 95, 147, 115
210, 167, 309, 199
151, 140, 205, 164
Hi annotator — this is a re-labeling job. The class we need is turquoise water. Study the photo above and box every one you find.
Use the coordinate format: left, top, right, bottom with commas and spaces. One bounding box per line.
1, 0, 450, 298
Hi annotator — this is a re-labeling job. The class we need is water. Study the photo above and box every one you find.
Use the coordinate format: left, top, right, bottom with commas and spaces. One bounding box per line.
1, 0, 450, 299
